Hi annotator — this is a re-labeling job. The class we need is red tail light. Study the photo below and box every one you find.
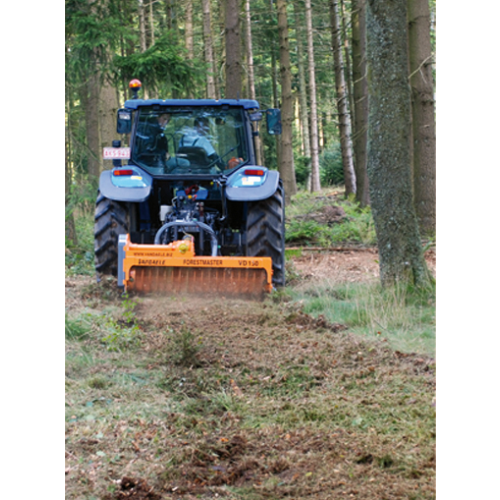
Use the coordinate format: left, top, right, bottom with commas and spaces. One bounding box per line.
113, 169, 134, 176
244, 169, 264, 176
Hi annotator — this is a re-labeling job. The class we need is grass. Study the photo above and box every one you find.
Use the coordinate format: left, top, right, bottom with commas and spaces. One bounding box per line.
288, 280, 436, 357
66, 203, 95, 276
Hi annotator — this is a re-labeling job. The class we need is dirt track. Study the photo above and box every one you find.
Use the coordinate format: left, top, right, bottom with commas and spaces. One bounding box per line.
65, 248, 436, 499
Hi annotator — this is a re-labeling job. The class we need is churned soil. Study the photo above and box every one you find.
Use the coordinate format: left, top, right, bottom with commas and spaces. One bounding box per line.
65, 248, 436, 499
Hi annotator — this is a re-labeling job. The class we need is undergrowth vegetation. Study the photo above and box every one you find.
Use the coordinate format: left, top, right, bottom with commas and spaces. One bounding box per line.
285, 190, 377, 247
66, 181, 96, 276
284, 189, 435, 358
287, 280, 436, 357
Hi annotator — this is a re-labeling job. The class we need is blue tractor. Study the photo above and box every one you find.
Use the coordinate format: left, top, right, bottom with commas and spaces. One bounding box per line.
94, 80, 285, 296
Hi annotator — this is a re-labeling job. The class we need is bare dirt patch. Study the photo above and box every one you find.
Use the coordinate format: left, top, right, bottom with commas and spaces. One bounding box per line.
289, 247, 436, 284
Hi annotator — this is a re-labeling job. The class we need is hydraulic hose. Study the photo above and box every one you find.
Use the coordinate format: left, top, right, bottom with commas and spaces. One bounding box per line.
154, 220, 218, 256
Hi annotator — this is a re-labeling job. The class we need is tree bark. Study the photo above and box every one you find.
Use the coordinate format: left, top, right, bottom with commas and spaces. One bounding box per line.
202, 0, 217, 98
165, 0, 177, 33
277, 0, 297, 203
99, 75, 119, 150
65, 94, 77, 246
351, 0, 370, 206
244, 0, 256, 100
243, 0, 262, 164
366, 0, 430, 287
185, 0, 194, 60
138, 0, 147, 52
294, 2, 311, 189
268, 0, 281, 169
304, 0, 321, 192
339, 0, 355, 121
329, 0, 356, 196
225, 0, 242, 99
214, 0, 226, 100
408, 0, 436, 235
294, 3, 311, 161
148, 0, 155, 47
81, 73, 101, 181
137, 0, 150, 98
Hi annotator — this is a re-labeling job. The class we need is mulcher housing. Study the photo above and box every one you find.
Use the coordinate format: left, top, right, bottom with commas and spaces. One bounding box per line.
94, 81, 285, 297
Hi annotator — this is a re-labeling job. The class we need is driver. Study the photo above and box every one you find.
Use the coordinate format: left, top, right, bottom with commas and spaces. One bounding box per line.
151, 112, 170, 158
136, 113, 189, 172
135, 112, 171, 169
180, 117, 223, 168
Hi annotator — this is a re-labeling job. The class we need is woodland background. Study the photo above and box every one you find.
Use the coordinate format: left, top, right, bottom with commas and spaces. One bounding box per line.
2, 1, 500, 498
65, 0, 438, 288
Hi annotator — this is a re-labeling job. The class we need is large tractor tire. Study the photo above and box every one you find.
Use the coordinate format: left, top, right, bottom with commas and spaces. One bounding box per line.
94, 191, 129, 277
246, 181, 286, 288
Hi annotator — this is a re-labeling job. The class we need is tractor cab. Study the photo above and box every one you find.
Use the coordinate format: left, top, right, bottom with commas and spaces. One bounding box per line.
130, 105, 251, 176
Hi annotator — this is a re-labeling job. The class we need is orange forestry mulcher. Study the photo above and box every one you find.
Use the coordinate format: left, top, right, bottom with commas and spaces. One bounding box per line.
118, 234, 273, 297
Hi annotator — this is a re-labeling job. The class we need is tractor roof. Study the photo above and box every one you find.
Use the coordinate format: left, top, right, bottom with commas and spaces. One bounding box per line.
124, 99, 260, 110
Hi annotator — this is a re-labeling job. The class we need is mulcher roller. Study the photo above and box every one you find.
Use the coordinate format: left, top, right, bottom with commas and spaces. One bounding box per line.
118, 235, 273, 298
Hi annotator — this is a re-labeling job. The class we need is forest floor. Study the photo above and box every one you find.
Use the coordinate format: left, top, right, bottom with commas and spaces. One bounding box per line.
65, 248, 436, 499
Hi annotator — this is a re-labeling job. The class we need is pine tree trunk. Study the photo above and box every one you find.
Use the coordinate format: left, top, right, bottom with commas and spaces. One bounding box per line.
65, 94, 77, 246
408, 0, 436, 235
148, 0, 155, 47
185, 0, 194, 60
305, 0, 321, 192
99, 75, 119, 151
81, 74, 101, 181
225, 0, 242, 99
120, 0, 135, 105
268, 0, 281, 169
138, 0, 147, 52
244, 0, 256, 100
202, 0, 217, 98
277, 0, 297, 203
294, 3, 311, 160
321, 112, 327, 151
294, 3, 311, 189
366, 0, 430, 287
165, 0, 177, 33
138, 0, 149, 98
243, 0, 262, 163
340, 0, 355, 121
351, 0, 370, 206
329, 0, 356, 196
215, 0, 226, 100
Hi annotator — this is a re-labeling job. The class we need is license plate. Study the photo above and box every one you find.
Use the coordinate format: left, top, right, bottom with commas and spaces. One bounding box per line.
103, 147, 131, 159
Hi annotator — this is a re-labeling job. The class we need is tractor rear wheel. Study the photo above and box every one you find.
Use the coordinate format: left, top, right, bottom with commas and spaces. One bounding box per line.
94, 191, 129, 277
246, 181, 285, 287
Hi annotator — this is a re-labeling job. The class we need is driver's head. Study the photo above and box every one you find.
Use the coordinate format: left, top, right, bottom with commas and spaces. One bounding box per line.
157, 113, 170, 129
194, 117, 210, 135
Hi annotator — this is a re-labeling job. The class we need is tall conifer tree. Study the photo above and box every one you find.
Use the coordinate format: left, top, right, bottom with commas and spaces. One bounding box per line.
366, 0, 431, 287
408, 0, 436, 235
